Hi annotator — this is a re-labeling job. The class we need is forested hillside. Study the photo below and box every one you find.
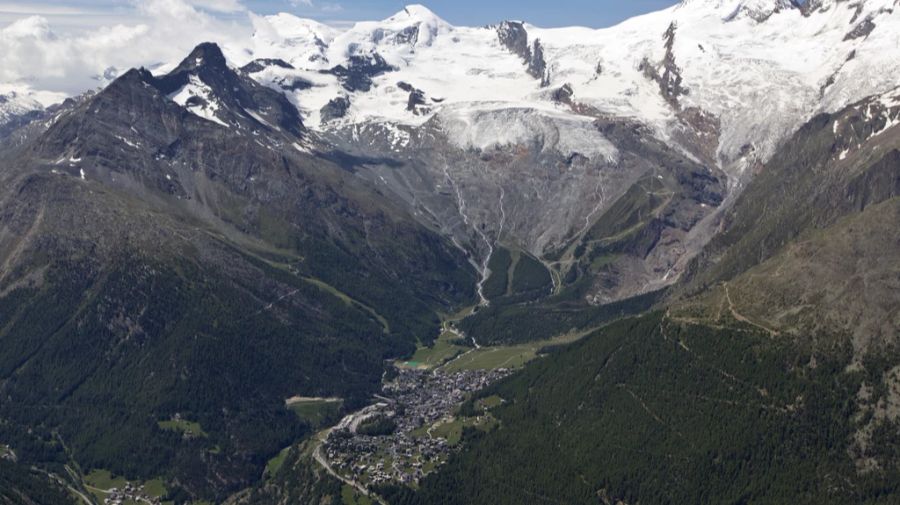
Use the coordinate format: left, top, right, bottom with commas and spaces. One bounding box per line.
388, 314, 900, 504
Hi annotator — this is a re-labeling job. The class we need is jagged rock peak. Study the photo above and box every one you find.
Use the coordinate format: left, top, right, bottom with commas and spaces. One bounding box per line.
173, 42, 229, 74
497, 21, 530, 59
496, 21, 549, 85
106, 67, 156, 90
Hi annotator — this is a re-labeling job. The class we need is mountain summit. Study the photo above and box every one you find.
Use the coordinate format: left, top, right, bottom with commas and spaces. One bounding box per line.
388, 4, 448, 25
153, 42, 304, 136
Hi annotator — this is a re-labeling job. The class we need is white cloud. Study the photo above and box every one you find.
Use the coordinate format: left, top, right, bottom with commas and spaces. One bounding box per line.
0, 0, 254, 98
0, 3, 95, 16
0, 0, 363, 101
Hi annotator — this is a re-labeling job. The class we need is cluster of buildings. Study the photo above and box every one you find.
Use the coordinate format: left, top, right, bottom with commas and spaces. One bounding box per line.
323, 367, 511, 486
102, 484, 159, 505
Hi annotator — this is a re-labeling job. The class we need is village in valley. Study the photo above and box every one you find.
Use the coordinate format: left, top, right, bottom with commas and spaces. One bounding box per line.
311, 316, 579, 490
96, 483, 163, 505
80, 469, 172, 505
321, 366, 510, 487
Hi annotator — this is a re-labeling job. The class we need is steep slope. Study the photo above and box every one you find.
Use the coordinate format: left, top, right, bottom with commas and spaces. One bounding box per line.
678, 198, 899, 352
677, 87, 900, 353
320, 112, 725, 309
0, 43, 475, 500
235, 1, 900, 309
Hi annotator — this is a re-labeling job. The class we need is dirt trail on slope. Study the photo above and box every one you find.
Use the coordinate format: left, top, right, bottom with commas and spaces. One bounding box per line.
724, 283, 779, 337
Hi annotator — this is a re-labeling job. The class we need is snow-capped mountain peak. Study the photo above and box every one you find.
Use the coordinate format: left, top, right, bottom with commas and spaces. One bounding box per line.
385, 4, 448, 26
257, 12, 337, 44
139, 42, 305, 136
0, 90, 41, 114
156, 43, 235, 126
0, 90, 43, 128
0, 83, 67, 135
6, 1, 900, 186
249, 13, 338, 67
233, 0, 900, 178
325, 5, 453, 62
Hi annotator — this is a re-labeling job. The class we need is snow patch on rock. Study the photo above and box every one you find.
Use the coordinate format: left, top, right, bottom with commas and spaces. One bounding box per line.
168, 75, 228, 127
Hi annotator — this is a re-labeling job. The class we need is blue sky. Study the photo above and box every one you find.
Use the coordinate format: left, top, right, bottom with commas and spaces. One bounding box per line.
259, 0, 678, 27
0, 0, 679, 29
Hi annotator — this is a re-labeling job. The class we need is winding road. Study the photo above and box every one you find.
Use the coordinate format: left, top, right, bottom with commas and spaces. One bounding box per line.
312, 431, 387, 505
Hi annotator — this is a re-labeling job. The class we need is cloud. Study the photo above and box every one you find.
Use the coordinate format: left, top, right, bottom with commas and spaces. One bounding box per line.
0, 3, 97, 16
0, 0, 361, 100
0, 0, 254, 97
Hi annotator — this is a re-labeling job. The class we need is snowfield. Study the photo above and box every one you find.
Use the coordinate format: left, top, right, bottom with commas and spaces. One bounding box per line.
4, 0, 900, 180
238, 1, 900, 178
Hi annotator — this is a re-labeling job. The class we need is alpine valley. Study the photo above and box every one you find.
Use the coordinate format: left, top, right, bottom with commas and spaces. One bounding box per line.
0, 1, 898, 504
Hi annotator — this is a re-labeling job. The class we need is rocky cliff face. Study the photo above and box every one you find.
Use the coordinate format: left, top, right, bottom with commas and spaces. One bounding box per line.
496, 21, 549, 85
